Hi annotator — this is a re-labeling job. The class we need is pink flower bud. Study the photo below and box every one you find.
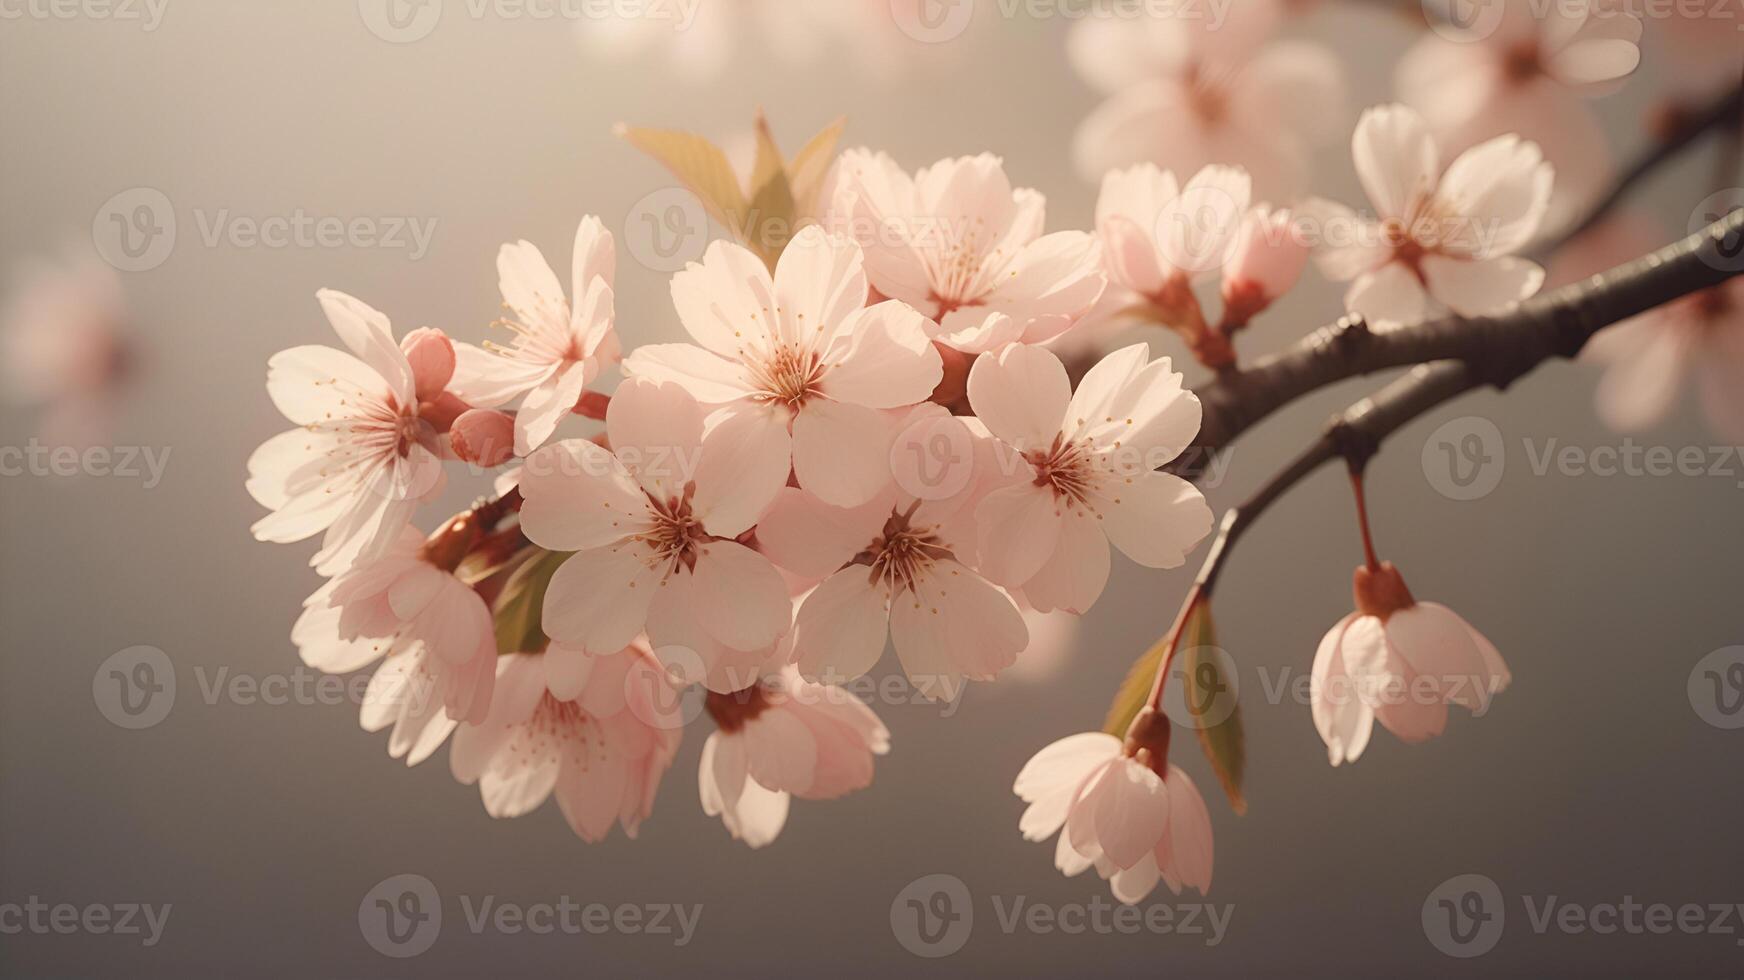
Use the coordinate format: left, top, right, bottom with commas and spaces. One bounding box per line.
449, 408, 516, 468
401, 327, 455, 402
1220, 207, 1309, 330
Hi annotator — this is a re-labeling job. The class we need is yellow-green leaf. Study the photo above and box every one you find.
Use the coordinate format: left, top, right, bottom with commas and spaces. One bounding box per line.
747, 111, 786, 207
788, 116, 846, 218
1103, 628, 1173, 739
615, 124, 747, 232
745, 168, 797, 270
1180, 609, 1247, 815
492, 547, 570, 656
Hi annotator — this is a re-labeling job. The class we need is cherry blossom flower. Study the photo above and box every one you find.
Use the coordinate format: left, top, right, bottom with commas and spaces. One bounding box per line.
823, 150, 1106, 353
517, 378, 792, 673
1398, 0, 1641, 231
292, 525, 497, 763
450, 648, 681, 842
760, 404, 1028, 701
699, 665, 891, 848
1069, 0, 1347, 198
450, 216, 621, 457
0, 250, 132, 447
967, 343, 1213, 613
1312, 562, 1512, 765
1014, 730, 1214, 904
1096, 164, 1254, 298
1585, 279, 1744, 443
1220, 205, 1311, 329
248, 290, 450, 574
1299, 104, 1555, 326
624, 227, 942, 508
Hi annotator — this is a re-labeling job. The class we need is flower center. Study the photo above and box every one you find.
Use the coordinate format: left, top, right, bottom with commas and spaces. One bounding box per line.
1185, 63, 1231, 125
750, 343, 826, 410
635, 490, 707, 576
864, 511, 952, 595
1028, 434, 1101, 513
1502, 40, 1543, 85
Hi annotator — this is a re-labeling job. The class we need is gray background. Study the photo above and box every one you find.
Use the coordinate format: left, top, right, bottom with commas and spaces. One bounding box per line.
3, 2, 1742, 976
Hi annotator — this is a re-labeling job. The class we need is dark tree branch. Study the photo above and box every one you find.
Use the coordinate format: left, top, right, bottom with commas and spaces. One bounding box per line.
1174, 209, 1744, 480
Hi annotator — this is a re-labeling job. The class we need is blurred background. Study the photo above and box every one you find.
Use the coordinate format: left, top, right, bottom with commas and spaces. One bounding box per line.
2, 1, 1742, 976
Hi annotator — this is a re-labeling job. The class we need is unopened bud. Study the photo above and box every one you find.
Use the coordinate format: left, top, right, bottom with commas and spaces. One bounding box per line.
401, 327, 456, 402
1353, 561, 1417, 620
451, 408, 517, 468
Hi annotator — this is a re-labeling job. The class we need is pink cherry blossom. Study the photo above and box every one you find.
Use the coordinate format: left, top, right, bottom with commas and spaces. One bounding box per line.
967, 343, 1213, 613
292, 525, 497, 762
699, 665, 891, 848
823, 150, 1106, 353
624, 227, 942, 508
248, 290, 450, 573
760, 404, 1029, 701
1299, 104, 1555, 326
1095, 163, 1254, 303
450, 216, 621, 457
0, 249, 132, 446
518, 378, 792, 673
1069, 0, 1347, 199
1220, 205, 1310, 329
450, 647, 681, 842
1399, 0, 1641, 231
1585, 279, 1744, 443
1312, 562, 1512, 765
1014, 732, 1214, 904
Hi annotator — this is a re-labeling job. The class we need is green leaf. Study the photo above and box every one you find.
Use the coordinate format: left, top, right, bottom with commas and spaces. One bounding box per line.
491, 547, 571, 656
1180, 608, 1247, 815
787, 116, 846, 219
745, 168, 797, 270
615, 124, 748, 233
1103, 631, 1170, 739
747, 111, 786, 207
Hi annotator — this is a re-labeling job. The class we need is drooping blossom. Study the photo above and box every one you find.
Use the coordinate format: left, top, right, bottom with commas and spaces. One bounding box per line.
1398, 0, 1641, 231
624, 227, 942, 508
823, 150, 1106, 353
0, 250, 132, 447
248, 290, 451, 573
1312, 561, 1512, 765
698, 665, 891, 848
1299, 104, 1555, 326
1585, 279, 1744, 443
1069, 0, 1347, 198
760, 404, 1028, 701
450, 647, 682, 842
1014, 729, 1214, 904
517, 378, 792, 676
450, 216, 621, 457
292, 525, 497, 763
967, 343, 1213, 614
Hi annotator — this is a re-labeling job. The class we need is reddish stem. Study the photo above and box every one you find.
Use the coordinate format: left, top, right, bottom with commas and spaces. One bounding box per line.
1348, 467, 1382, 573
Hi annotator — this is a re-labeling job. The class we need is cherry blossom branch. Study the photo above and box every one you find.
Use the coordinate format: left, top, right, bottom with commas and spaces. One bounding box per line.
1174, 208, 1744, 481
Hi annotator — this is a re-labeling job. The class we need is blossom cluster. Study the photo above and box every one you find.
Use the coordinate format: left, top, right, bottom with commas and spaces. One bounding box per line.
247, 149, 1307, 871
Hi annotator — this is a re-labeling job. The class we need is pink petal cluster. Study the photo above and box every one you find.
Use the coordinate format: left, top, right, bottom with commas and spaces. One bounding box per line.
1070, 0, 1347, 198
1398, 0, 1640, 228
823, 151, 1107, 353
1586, 279, 1744, 442
1312, 563, 1512, 765
0, 250, 132, 446
1015, 732, 1214, 904
1300, 104, 1555, 326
